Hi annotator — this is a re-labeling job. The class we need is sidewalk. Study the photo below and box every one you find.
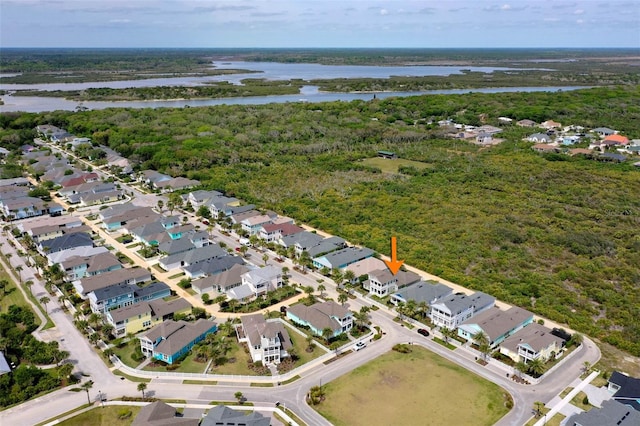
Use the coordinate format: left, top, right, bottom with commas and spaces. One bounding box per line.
533, 370, 599, 426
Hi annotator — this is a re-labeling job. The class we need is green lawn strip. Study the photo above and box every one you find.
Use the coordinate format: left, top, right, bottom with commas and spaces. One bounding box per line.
208, 343, 262, 376
33, 403, 92, 426
143, 352, 206, 374
0, 269, 39, 324
559, 387, 573, 399
280, 407, 304, 426
168, 272, 185, 279
570, 391, 593, 411
112, 340, 141, 368
56, 405, 141, 426
525, 408, 565, 426
183, 379, 218, 385
315, 346, 510, 426
112, 369, 151, 383
208, 401, 254, 406
433, 337, 456, 350
280, 375, 300, 385
250, 382, 274, 387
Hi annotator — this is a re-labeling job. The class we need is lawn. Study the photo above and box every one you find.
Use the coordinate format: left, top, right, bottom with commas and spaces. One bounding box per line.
359, 157, 433, 174
208, 342, 261, 376
57, 405, 141, 426
0, 268, 38, 321
143, 351, 207, 374
112, 340, 141, 368
315, 346, 510, 426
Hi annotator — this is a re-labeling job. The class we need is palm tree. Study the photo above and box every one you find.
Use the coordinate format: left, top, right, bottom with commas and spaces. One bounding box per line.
137, 382, 148, 399
317, 283, 326, 298
396, 301, 406, 320
353, 311, 368, 330
337, 292, 348, 306
157, 200, 164, 213
234, 391, 244, 404
527, 358, 545, 377
515, 361, 528, 379
305, 335, 316, 352
24, 280, 34, 296
39, 295, 51, 313
417, 301, 429, 319
262, 253, 269, 266
473, 331, 491, 361
441, 327, 455, 345
331, 268, 344, 288
582, 361, 592, 375
322, 327, 333, 344
101, 323, 114, 338
405, 299, 417, 319
304, 286, 315, 303
81, 380, 93, 405
343, 270, 356, 289
15, 265, 23, 284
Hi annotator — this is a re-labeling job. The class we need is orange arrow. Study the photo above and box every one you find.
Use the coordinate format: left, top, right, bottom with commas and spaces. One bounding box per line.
383, 236, 404, 275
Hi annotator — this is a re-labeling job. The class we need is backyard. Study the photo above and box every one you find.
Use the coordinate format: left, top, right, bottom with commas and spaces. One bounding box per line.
315, 346, 511, 426
57, 405, 141, 426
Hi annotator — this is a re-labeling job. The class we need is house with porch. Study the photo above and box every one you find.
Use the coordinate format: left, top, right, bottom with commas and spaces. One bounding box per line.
235, 314, 292, 365
139, 319, 217, 364
237, 265, 283, 298
499, 323, 565, 364
159, 243, 228, 272
312, 247, 375, 270
607, 371, 640, 412
106, 297, 192, 337
566, 399, 640, 426
191, 263, 249, 295
457, 306, 534, 347
430, 291, 495, 329
183, 255, 245, 280
88, 281, 171, 314
258, 222, 304, 243
60, 251, 122, 281
390, 280, 453, 306
287, 301, 353, 338
73, 266, 152, 296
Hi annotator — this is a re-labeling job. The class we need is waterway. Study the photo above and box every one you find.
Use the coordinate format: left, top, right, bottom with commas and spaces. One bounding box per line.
0, 60, 583, 113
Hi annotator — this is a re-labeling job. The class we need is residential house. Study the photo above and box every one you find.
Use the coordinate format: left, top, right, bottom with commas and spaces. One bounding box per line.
561, 135, 581, 146
499, 322, 565, 364
201, 405, 270, 426
229, 209, 263, 226
599, 152, 627, 163
106, 298, 192, 337
541, 120, 562, 129
157, 238, 195, 257
132, 401, 199, 426
100, 205, 156, 231
29, 224, 65, 242
430, 292, 495, 329
377, 150, 397, 159
390, 280, 453, 306
0, 351, 10, 375
158, 244, 228, 271
60, 251, 122, 281
565, 399, 640, 426
592, 127, 616, 137
475, 132, 494, 144
0, 196, 46, 220
603, 134, 630, 145
608, 371, 640, 411
39, 232, 93, 255
259, 222, 304, 243
305, 236, 347, 258
183, 255, 245, 280
345, 257, 387, 282
241, 214, 274, 236
208, 195, 241, 219
60, 172, 99, 188
88, 281, 170, 314
528, 133, 552, 143
139, 319, 217, 364
47, 246, 109, 267
457, 306, 534, 347
235, 265, 283, 299
139, 170, 171, 186
73, 267, 152, 296
364, 268, 397, 297
235, 314, 292, 365
280, 231, 324, 253
287, 301, 353, 338
154, 177, 200, 193
531, 143, 559, 153
191, 263, 249, 295
185, 190, 222, 209
312, 247, 375, 270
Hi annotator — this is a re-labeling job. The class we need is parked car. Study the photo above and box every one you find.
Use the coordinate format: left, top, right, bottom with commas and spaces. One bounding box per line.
235, 247, 241, 252
354, 341, 366, 351
417, 329, 430, 337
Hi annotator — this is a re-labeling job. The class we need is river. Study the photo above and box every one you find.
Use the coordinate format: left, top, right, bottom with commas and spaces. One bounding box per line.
0, 60, 581, 113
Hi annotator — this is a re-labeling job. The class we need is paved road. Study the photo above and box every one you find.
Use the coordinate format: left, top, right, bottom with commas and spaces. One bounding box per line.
0, 143, 602, 425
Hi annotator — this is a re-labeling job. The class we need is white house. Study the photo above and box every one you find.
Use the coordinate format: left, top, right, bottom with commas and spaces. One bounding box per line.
235, 314, 292, 365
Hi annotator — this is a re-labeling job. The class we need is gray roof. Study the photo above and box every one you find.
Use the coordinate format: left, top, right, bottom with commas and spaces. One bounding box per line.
108, 301, 153, 323
161, 244, 228, 267
148, 298, 192, 320
61, 251, 121, 272
201, 405, 270, 426
0, 351, 10, 375
184, 255, 245, 277
142, 319, 216, 358
306, 238, 346, 258
433, 291, 495, 316
281, 231, 324, 249
157, 238, 195, 256
608, 371, 640, 411
566, 399, 640, 426
132, 400, 199, 426
109, 297, 191, 323
134, 281, 170, 299
459, 306, 533, 343
41, 232, 93, 253
100, 204, 155, 222
287, 301, 350, 333
78, 267, 151, 294
240, 314, 292, 352
194, 263, 249, 291
228, 284, 255, 300
592, 127, 616, 134
393, 280, 453, 304
314, 246, 375, 269
500, 323, 564, 354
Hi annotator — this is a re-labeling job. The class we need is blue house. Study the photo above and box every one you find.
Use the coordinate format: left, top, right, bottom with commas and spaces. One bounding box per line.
139, 319, 217, 364
312, 247, 374, 270
286, 301, 353, 338
88, 281, 171, 314
457, 306, 534, 347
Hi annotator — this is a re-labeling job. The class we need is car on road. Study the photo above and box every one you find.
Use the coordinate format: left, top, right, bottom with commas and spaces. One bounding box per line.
354, 341, 366, 351
417, 328, 430, 337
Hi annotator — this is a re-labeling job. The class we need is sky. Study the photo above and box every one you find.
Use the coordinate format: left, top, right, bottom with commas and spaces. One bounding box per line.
1, 0, 639, 48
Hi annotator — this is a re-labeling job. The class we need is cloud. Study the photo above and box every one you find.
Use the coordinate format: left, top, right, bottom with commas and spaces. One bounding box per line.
574, 9, 584, 15
108, 18, 131, 24
380, 9, 388, 16
483, 3, 528, 12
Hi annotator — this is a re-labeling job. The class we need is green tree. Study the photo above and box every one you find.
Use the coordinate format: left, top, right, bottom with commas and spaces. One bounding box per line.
337, 292, 348, 306
137, 382, 147, 399
234, 391, 244, 404
322, 327, 334, 344
317, 283, 326, 298
81, 380, 93, 405
15, 265, 24, 285
527, 358, 545, 377
39, 296, 50, 313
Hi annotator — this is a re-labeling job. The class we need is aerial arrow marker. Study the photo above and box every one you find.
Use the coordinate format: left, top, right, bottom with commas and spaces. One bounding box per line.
383, 236, 404, 275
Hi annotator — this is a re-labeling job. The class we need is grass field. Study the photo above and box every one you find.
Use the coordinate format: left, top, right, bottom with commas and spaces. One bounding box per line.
315, 346, 510, 426
0, 267, 41, 326
359, 157, 433, 174
58, 405, 141, 426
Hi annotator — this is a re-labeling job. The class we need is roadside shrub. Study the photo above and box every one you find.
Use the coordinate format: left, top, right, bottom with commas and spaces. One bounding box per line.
392, 343, 412, 353
118, 409, 132, 420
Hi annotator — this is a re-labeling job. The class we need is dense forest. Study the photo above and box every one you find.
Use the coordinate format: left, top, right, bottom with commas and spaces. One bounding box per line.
1, 86, 639, 355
